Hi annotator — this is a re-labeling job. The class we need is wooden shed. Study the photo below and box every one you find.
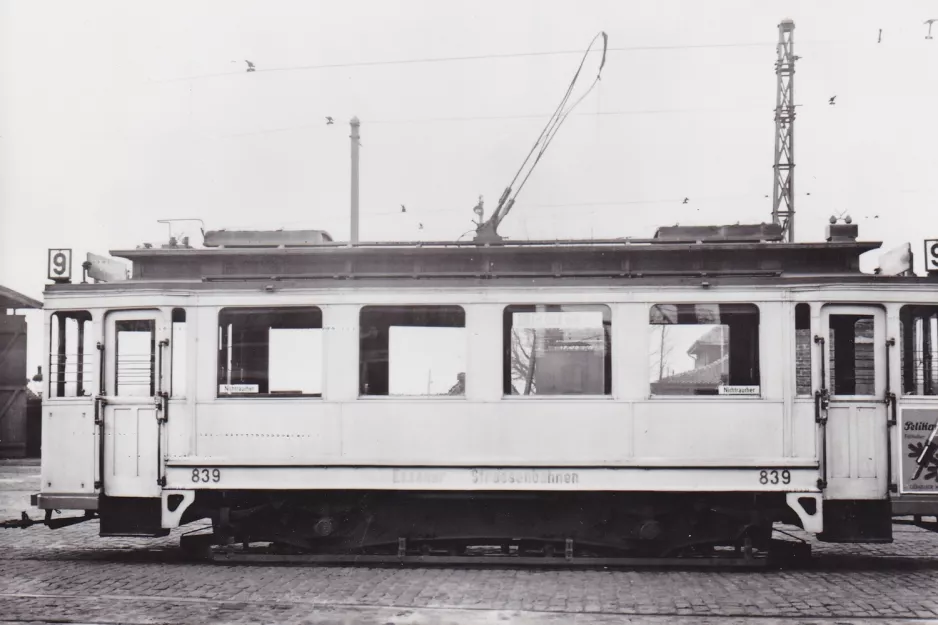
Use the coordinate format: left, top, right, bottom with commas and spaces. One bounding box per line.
0, 285, 41, 458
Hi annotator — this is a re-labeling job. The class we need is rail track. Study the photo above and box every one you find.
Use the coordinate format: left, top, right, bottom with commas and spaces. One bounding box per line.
199, 536, 812, 569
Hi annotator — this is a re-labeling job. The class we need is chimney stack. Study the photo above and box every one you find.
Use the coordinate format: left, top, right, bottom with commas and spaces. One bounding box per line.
350, 117, 360, 244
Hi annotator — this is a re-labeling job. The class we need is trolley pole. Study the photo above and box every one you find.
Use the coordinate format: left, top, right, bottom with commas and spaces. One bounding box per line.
350, 116, 361, 244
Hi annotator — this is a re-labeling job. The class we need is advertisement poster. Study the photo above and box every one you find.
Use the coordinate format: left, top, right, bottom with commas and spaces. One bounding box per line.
901, 408, 938, 493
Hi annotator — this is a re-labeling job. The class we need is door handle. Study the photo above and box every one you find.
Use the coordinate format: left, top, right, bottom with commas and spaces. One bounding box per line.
155, 391, 168, 424
814, 388, 829, 423
814, 334, 830, 490
94, 395, 105, 490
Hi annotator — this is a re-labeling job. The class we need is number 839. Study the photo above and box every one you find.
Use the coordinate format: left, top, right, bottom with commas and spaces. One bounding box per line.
759, 469, 791, 485
191, 468, 221, 483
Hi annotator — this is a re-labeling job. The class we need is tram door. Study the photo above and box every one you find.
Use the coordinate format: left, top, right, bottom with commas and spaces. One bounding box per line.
101, 310, 166, 498
820, 306, 889, 499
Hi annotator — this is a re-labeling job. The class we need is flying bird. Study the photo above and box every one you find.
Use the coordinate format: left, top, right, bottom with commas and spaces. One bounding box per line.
927, 19, 937, 39
878, 28, 882, 43
682, 197, 689, 204
245, 60, 255, 72
326, 117, 334, 125
829, 96, 836, 105
401, 205, 406, 213
418, 223, 424, 230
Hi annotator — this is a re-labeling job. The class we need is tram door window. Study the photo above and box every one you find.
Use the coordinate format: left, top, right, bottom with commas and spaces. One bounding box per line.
828, 314, 875, 396
795, 304, 812, 395
115, 319, 156, 397
217, 307, 323, 397
359, 306, 466, 396
649, 304, 760, 396
900, 305, 938, 395
503, 305, 611, 396
170, 308, 186, 398
49, 311, 94, 397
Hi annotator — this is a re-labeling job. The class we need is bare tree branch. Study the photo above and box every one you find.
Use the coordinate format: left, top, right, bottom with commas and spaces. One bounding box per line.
510, 327, 537, 394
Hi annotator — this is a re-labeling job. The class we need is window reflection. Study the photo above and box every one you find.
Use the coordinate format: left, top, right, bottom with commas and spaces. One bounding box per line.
649, 304, 760, 396
503, 305, 611, 396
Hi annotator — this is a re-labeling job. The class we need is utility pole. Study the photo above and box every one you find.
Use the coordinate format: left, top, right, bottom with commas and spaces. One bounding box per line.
772, 19, 796, 242
350, 117, 360, 244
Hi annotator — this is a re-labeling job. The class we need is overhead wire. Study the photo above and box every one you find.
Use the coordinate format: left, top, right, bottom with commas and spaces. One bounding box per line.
362, 192, 772, 219
136, 33, 934, 238
210, 105, 757, 140
201, 86, 938, 139
153, 40, 789, 84
354, 186, 937, 221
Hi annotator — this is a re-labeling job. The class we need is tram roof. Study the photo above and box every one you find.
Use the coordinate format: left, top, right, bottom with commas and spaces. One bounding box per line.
90, 236, 894, 284
43, 222, 938, 292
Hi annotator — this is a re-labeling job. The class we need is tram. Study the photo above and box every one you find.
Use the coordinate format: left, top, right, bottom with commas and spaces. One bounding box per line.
25, 220, 938, 563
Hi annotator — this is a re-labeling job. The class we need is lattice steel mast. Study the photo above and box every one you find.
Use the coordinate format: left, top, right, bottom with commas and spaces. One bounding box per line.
772, 19, 796, 242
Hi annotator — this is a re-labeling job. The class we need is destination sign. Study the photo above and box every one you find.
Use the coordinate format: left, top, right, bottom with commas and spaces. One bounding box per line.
926, 239, 938, 273
47, 249, 72, 282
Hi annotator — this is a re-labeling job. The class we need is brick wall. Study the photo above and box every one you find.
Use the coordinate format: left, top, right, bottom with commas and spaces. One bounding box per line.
828, 318, 875, 395
795, 321, 875, 395
795, 329, 812, 394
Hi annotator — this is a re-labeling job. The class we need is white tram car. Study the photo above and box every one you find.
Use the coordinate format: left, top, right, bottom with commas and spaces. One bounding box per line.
31, 221, 938, 560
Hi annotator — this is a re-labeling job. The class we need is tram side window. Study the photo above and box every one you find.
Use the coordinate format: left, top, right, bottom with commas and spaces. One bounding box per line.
900, 305, 938, 395
828, 314, 875, 396
217, 307, 323, 397
795, 304, 812, 395
115, 319, 155, 397
50, 311, 94, 397
171, 308, 186, 398
359, 306, 466, 396
649, 304, 760, 396
503, 305, 611, 396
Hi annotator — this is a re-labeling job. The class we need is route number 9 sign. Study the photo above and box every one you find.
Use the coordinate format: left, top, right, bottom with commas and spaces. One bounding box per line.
926, 240, 938, 273
47, 249, 72, 282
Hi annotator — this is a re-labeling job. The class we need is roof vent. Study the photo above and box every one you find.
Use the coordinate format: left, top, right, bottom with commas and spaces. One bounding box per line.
203, 229, 334, 248
826, 216, 858, 242
653, 223, 784, 243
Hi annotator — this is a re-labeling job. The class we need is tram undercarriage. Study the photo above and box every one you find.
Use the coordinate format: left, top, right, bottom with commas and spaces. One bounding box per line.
172, 491, 808, 565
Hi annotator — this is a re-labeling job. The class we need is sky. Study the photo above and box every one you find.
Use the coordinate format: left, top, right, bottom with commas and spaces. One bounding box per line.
3, 0, 938, 378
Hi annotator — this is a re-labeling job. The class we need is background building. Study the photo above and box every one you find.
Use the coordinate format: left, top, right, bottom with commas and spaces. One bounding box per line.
0, 285, 41, 458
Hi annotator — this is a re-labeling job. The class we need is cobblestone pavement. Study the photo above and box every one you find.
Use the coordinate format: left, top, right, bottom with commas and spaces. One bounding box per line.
3, 461, 938, 624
